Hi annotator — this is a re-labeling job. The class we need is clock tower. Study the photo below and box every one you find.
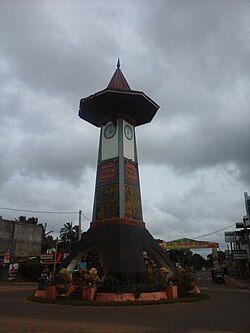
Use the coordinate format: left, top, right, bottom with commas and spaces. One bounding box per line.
60, 60, 174, 283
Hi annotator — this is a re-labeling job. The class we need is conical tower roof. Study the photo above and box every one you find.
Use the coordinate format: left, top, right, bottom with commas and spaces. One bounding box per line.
79, 60, 159, 127
107, 59, 131, 91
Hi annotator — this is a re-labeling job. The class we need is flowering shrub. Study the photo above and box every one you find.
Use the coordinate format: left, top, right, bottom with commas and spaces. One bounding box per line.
170, 267, 196, 296
58, 268, 72, 283
148, 267, 169, 285
89, 268, 101, 286
80, 268, 100, 287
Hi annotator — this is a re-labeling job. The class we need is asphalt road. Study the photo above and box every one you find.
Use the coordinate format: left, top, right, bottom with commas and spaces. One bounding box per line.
0, 272, 249, 333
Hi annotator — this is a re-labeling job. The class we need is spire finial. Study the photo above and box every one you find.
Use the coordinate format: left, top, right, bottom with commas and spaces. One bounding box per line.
117, 58, 120, 69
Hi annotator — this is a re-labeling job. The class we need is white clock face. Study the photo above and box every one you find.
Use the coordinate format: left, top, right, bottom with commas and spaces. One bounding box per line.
124, 125, 133, 140
104, 124, 116, 139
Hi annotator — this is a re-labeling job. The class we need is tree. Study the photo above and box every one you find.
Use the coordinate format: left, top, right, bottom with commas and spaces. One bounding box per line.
169, 249, 193, 268
190, 253, 207, 271
26, 217, 38, 225
207, 250, 225, 267
60, 222, 78, 251
19, 257, 42, 281
14, 216, 27, 223
14, 216, 38, 224
41, 235, 57, 253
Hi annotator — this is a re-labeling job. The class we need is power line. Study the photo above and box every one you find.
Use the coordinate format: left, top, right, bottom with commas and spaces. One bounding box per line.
81, 211, 91, 221
0, 206, 91, 220
0, 206, 235, 233
192, 223, 234, 239
0, 206, 78, 214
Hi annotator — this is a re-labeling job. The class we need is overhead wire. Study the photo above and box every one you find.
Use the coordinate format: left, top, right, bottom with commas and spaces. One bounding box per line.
0, 206, 235, 234
192, 223, 234, 239
81, 211, 91, 221
0, 206, 91, 220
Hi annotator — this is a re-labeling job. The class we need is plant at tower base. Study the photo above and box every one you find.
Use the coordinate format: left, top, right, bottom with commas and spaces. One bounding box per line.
169, 267, 196, 297
55, 268, 72, 294
148, 267, 169, 285
89, 268, 101, 286
97, 274, 167, 294
80, 268, 101, 287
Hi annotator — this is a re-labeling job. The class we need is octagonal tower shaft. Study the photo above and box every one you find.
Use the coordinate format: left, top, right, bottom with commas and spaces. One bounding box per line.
91, 118, 143, 226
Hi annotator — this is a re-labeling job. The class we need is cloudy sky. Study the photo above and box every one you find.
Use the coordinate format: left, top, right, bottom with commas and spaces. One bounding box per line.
0, 0, 249, 252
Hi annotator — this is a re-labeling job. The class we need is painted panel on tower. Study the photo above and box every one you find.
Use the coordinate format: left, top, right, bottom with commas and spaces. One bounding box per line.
97, 160, 118, 186
101, 122, 118, 161
124, 185, 142, 220
124, 160, 139, 186
123, 120, 134, 161
95, 184, 119, 219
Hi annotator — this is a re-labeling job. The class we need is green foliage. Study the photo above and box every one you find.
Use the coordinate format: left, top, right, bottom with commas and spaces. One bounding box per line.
170, 249, 193, 268
191, 253, 207, 271
60, 222, 78, 242
97, 276, 165, 293
14, 216, 38, 225
80, 269, 91, 287
19, 257, 42, 281
41, 235, 57, 253
170, 268, 196, 296
148, 267, 169, 285
97, 275, 120, 292
56, 268, 72, 285
56, 284, 68, 294
27, 292, 209, 306
59, 222, 78, 252
46, 278, 56, 286
86, 250, 102, 275
79, 268, 101, 287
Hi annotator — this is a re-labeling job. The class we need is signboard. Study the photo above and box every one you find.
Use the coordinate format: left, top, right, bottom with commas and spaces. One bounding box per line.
41, 254, 54, 261
41, 252, 68, 263
56, 252, 63, 263
232, 250, 247, 260
236, 222, 245, 228
225, 231, 236, 243
161, 238, 219, 250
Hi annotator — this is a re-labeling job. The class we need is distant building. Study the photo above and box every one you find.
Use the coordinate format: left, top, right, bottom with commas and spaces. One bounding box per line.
224, 192, 250, 276
0, 216, 43, 259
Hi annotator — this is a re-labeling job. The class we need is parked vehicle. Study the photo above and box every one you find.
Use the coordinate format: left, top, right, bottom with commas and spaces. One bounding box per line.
213, 271, 225, 285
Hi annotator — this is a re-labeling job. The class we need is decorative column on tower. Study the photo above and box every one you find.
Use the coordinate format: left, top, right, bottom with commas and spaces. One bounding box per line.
90, 60, 144, 228
60, 60, 174, 283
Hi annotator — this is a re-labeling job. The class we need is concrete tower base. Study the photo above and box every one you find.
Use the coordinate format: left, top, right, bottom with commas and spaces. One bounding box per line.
59, 222, 174, 284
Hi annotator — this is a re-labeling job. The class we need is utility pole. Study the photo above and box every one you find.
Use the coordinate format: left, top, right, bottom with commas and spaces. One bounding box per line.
78, 210, 82, 242
53, 237, 58, 279
243, 216, 250, 274
243, 192, 250, 273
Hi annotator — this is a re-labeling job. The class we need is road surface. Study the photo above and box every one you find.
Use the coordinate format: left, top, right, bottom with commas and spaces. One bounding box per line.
0, 271, 249, 332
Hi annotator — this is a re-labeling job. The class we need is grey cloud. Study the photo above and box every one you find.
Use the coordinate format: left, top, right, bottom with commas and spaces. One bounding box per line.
0, 0, 249, 243
0, 0, 122, 101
